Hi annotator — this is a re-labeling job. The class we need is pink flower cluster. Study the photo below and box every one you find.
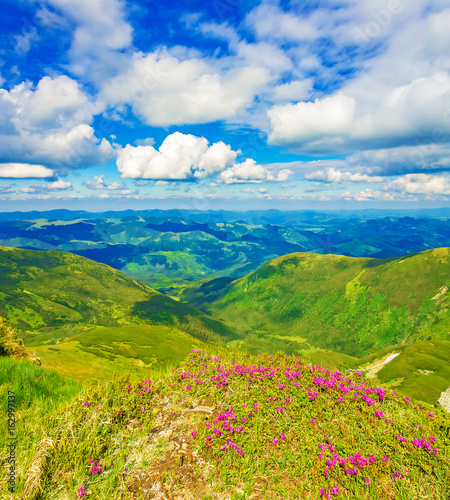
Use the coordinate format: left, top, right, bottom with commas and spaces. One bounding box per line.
89, 458, 103, 475
77, 486, 87, 498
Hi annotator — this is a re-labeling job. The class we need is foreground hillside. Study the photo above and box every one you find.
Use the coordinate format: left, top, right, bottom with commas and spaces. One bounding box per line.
2, 350, 448, 499
190, 248, 450, 357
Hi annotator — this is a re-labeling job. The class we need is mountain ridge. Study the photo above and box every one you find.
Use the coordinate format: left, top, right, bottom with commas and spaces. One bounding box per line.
187, 247, 450, 357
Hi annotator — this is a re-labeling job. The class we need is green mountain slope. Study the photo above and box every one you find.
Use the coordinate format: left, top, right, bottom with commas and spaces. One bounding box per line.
28, 325, 208, 381
0, 247, 237, 380
0, 246, 235, 342
192, 248, 450, 357
2, 212, 450, 295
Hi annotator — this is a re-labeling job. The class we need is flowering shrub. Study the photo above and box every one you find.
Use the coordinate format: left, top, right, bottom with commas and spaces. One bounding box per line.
27, 349, 448, 500
173, 350, 449, 499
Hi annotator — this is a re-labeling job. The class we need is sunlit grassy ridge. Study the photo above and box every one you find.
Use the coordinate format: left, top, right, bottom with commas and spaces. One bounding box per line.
5, 350, 449, 500
28, 325, 208, 382
197, 248, 450, 357
0, 247, 238, 379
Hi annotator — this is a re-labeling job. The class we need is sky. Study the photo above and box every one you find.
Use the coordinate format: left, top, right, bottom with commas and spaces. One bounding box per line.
0, 0, 450, 211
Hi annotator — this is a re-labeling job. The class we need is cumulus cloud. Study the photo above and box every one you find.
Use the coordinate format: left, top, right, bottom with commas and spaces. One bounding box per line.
0, 163, 54, 178
101, 51, 270, 126
41, 0, 133, 82
20, 179, 72, 193
305, 167, 383, 183
86, 174, 125, 190
0, 76, 115, 170
14, 28, 40, 54
219, 159, 294, 184
268, 93, 356, 150
0, 184, 15, 194
16, 75, 96, 130
246, 3, 318, 42
266, 3, 450, 154
388, 173, 450, 195
347, 144, 450, 176
338, 189, 416, 202
117, 132, 238, 179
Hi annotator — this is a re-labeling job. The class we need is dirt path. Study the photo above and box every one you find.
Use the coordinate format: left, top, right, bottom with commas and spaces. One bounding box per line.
364, 352, 400, 379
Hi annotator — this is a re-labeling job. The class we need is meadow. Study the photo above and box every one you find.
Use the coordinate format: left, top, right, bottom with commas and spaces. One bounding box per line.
1, 349, 448, 499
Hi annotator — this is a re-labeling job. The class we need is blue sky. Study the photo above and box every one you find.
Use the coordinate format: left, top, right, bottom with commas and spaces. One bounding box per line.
0, 0, 450, 211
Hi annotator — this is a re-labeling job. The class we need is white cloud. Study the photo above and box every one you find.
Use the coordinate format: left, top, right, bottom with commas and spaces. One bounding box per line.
269, 72, 450, 154
0, 163, 54, 178
0, 76, 114, 169
0, 184, 14, 194
86, 174, 125, 190
17, 76, 96, 130
272, 79, 314, 102
268, 93, 356, 150
101, 51, 270, 126
43, 0, 133, 82
338, 189, 415, 202
14, 29, 40, 54
20, 179, 72, 193
117, 132, 238, 179
219, 159, 294, 184
388, 173, 450, 195
347, 144, 450, 176
46, 179, 72, 190
305, 167, 383, 183
134, 138, 155, 147
246, 4, 318, 42
267, 1, 450, 155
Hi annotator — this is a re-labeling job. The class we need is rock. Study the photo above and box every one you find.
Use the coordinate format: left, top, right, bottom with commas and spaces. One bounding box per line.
158, 429, 173, 438
437, 386, 450, 413
190, 406, 213, 413
127, 419, 139, 429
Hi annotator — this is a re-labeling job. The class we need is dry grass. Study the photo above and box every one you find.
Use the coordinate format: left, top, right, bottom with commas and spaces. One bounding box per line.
23, 438, 55, 500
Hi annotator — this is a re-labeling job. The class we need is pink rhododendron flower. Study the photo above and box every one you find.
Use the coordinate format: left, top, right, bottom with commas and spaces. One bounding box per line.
77, 486, 87, 498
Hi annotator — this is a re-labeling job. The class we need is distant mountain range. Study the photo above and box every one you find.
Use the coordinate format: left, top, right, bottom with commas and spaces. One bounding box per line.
0, 210, 449, 294
1, 207, 450, 221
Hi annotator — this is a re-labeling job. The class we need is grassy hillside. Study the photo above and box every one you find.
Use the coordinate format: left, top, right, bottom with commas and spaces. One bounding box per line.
3, 349, 448, 499
27, 325, 208, 382
0, 247, 237, 381
0, 246, 235, 345
0, 316, 27, 358
194, 248, 450, 357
